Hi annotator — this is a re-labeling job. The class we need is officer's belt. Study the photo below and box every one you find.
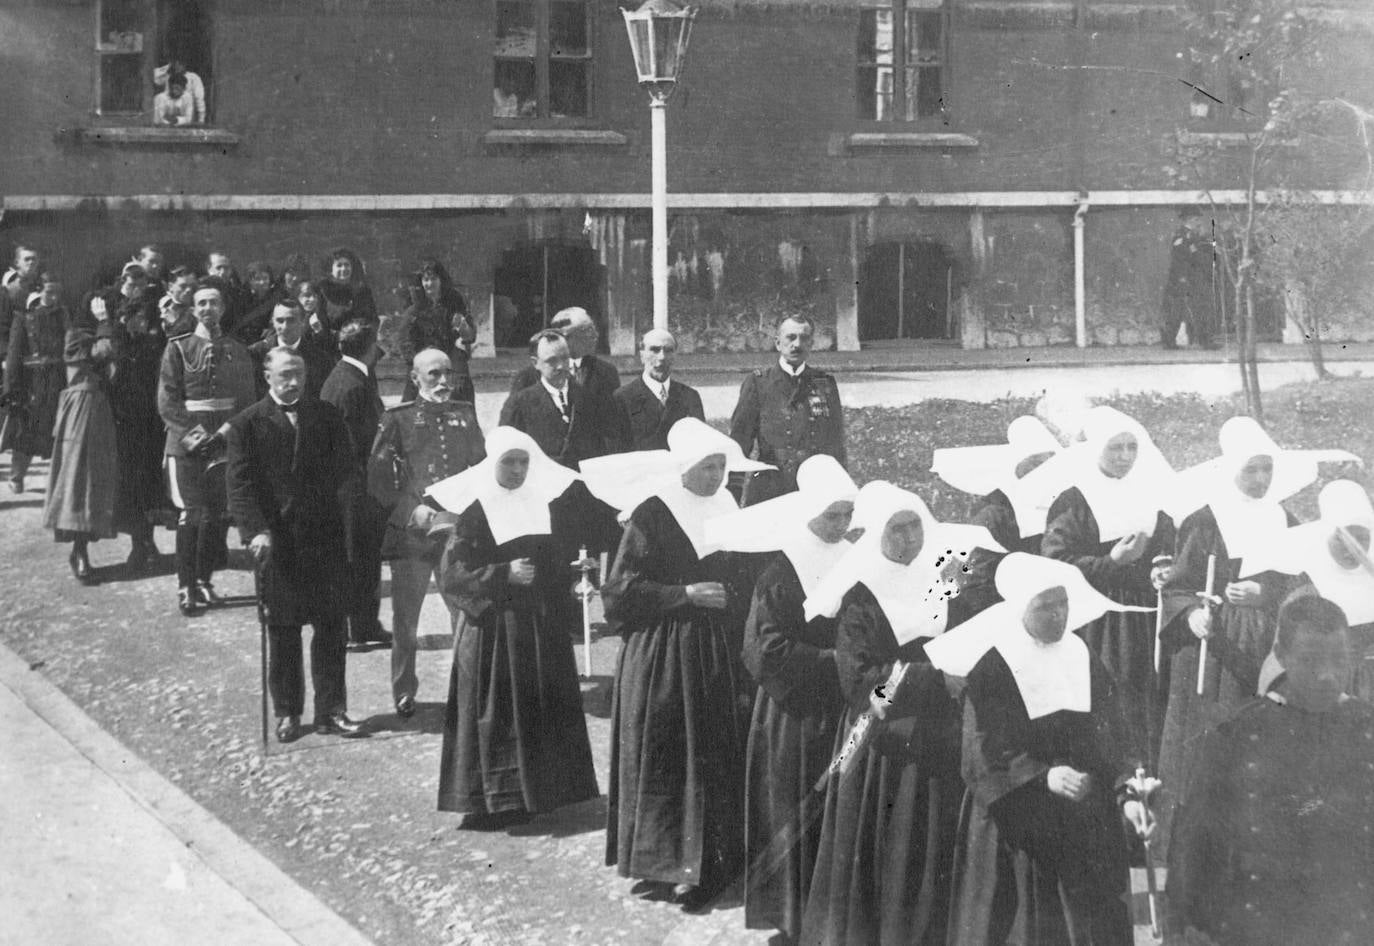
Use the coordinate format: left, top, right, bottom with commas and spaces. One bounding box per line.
185, 398, 236, 412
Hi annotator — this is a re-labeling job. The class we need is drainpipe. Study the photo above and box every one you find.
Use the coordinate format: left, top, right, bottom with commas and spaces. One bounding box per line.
1072, 198, 1090, 348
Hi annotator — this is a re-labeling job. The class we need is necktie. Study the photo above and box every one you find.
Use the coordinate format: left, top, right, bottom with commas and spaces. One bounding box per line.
557, 389, 569, 423
657, 383, 668, 406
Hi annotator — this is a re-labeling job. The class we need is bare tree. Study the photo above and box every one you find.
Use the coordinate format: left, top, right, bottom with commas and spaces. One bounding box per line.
1170, 0, 1374, 422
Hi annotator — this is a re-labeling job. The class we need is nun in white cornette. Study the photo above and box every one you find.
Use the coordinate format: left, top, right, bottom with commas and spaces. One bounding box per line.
927, 552, 1153, 946
1250, 479, 1374, 700
932, 415, 1063, 613
599, 418, 772, 910
1037, 406, 1176, 761
1154, 417, 1341, 846
704, 455, 858, 940
429, 426, 618, 829
800, 482, 1002, 946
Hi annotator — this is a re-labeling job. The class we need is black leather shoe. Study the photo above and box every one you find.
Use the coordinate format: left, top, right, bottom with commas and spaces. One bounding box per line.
395, 694, 415, 719
177, 586, 204, 616
276, 716, 302, 743
314, 713, 366, 737
196, 581, 223, 607
674, 883, 715, 913
69, 549, 94, 584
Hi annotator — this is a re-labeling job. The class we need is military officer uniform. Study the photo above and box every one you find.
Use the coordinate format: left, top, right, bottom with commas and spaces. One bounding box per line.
728, 359, 846, 506
368, 397, 485, 712
157, 329, 256, 611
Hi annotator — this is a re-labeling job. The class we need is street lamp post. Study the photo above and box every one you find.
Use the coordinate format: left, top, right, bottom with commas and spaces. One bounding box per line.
621, 0, 696, 333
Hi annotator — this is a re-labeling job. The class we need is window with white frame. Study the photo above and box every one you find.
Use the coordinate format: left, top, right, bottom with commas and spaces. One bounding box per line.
857, 0, 948, 124
494, 0, 594, 120
96, 0, 212, 122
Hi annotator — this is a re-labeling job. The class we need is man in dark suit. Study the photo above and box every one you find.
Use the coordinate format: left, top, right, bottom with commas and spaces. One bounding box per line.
509, 306, 619, 433
227, 347, 364, 743
320, 319, 392, 652
612, 328, 704, 452
248, 299, 337, 401
729, 314, 846, 505
500, 330, 608, 468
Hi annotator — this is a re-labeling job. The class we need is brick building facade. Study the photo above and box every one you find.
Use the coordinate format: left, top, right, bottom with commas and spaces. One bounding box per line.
1, 0, 1371, 356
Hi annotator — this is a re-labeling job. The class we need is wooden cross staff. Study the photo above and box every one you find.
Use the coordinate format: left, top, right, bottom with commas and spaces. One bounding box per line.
1197, 554, 1219, 697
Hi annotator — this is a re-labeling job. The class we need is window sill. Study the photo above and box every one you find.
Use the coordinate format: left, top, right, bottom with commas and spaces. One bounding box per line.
846, 132, 979, 150
77, 126, 241, 147
482, 129, 627, 147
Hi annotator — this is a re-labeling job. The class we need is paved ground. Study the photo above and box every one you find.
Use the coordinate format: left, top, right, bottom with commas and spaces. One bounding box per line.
0, 645, 371, 946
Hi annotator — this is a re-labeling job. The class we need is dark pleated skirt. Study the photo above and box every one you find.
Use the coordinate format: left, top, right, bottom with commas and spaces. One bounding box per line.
744, 690, 840, 937
606, 614, 747, 890
437, 596, 598, 816
801, 717, 961, 946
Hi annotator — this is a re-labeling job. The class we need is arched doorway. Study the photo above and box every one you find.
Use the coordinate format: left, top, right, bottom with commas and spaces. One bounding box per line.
493, 242, 606, 350
858, 240, 960, 341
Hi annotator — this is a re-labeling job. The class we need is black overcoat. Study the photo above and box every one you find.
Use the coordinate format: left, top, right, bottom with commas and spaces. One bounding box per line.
226, 396, 354, 625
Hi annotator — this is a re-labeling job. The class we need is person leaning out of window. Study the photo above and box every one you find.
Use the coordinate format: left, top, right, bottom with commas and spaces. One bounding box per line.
153, 61, 205, 123
152, 72, 200, 126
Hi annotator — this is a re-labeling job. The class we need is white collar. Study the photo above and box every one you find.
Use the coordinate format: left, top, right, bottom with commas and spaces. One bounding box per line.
778, 357, 805, 377
277, 336, 301, 351
539, 376, 569, 401
570, 356, 584, 370
994, 630, 1093, 719
340, 354, 368, 377
655, 484, 739, 559
642, 371, 671, 397
270, 393, 300, 410
781, 532, 852, 598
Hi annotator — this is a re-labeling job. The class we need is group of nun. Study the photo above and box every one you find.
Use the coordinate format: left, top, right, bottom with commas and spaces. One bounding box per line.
411, 403, 1372, 946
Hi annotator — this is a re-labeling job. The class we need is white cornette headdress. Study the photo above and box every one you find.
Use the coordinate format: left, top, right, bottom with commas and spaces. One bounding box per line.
1169, 416, 1358, 563
425, 426, 578, 545
931, 415, 1064, 539
705, 455, 859, 595
1017, 406, 1175, 542
926, 552, 1153, 718
804, 482, 1004, 645
1247, 480, 1374, 626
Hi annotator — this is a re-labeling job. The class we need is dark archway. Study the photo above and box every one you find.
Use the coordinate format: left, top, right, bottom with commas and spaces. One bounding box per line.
858, 240, 960, 341
493, 243, 606, 350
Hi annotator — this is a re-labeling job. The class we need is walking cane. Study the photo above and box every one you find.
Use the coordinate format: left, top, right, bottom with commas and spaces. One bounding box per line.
572, 546, 597, 678
253, 563, 270, 749
1131, 766, 1164, 940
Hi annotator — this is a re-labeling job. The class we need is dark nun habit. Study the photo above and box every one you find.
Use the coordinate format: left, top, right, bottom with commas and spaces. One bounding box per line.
928, 553, 1151, 946
704, 454, 858, 939
1156, 417, 1310, 849
599, 418, 771, 896
800, 482, 1002, 946
1038, 406, 1176, 760
430, 427, 613, 820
